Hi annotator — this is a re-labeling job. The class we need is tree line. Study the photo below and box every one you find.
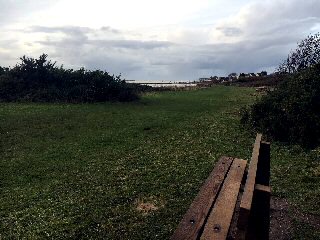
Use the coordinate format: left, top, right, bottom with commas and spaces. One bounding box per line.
0, 54, 149, 102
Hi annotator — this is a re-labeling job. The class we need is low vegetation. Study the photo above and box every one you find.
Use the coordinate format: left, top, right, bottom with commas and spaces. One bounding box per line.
241, 64, 320, 148
230, 74, 286, 87
241, 33, 320, 148
0, 87, 319, 239
0, 54, 149, 103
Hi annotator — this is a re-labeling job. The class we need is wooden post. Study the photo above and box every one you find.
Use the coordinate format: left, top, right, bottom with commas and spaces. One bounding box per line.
246, 184, 271, 240
245, 140, 271, 240
256, 141, 270, 186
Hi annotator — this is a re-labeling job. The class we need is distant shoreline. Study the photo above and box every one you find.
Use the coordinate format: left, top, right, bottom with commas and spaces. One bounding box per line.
140, 83, 197, 88
125, 80, 196, 87
125, 80, 197, 87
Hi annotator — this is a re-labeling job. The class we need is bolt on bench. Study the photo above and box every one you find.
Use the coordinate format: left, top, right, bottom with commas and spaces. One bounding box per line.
171, 134, 270, 240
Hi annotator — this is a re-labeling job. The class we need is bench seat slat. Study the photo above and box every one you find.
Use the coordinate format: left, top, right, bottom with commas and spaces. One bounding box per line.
200, 158, 247, 240
171, 156, 234, 240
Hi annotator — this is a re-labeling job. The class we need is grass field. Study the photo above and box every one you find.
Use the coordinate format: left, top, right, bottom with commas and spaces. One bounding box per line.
0, 86, 319, 239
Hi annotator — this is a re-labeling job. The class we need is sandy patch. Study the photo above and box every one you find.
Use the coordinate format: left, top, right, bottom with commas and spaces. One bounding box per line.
135, 197, 165, 215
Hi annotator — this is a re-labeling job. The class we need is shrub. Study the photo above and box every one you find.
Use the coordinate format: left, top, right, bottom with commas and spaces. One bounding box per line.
242, 64, 320, 148
0, 54, 145, 102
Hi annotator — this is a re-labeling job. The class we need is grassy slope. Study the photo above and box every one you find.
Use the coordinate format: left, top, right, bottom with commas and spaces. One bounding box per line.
0, 86, 319, 239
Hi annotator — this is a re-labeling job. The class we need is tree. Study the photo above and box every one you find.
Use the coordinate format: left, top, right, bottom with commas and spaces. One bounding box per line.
260, 71, 267, 76
278, 33, 320, 73
241, 64, 320, 148
242, 34, 320, 148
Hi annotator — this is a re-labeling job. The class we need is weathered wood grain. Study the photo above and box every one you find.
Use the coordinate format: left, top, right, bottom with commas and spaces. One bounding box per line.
237, 133, 262, 230
245, 184, 271, 240
171, 156, 233, 240
200, 158, 247, 240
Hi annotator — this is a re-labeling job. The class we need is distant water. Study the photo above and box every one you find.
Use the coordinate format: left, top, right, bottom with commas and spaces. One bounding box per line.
143, 83, 197, 88
126, 80, 197, 88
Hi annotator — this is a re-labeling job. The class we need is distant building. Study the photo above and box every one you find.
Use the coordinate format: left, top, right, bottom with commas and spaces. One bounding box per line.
219, 77, 228, 82
199, 78, 211, 82
210, 76, 219, 81
198, 70, 268, 84
228, 73, 238, 81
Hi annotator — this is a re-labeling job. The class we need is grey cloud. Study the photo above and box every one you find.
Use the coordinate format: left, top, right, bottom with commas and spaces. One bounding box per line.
100, 26, 121, 34
28, 25, 122, 35
0, 39, 19, 49
23, 27, 177, 78
37, 35, 88, 47
91, 40, 174, 49
0, 52, 17, 67
239, 0, 320, 37
28, 26, 92, 35
217, 27, 242, 37
38, 38, 173, 50
198, 0, 320, 75
1, 0, 320, 80
0, 0, 57, 26
31, 26, 174, 50
196, 39, 290, 73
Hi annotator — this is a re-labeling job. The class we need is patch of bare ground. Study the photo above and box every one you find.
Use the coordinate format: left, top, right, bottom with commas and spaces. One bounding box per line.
270, 196, 320, 239
135, 197, 165, 216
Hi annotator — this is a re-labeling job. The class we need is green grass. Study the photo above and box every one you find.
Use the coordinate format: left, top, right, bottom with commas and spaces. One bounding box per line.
271, 144, 320, 215
292, 220, 320, 240
0, 86, 319, 239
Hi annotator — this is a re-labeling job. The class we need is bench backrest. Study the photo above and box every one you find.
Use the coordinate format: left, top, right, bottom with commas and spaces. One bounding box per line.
237, 134, 270, 240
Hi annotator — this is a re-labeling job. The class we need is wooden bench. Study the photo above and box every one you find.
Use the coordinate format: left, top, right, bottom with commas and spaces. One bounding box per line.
171, 134, 271, 240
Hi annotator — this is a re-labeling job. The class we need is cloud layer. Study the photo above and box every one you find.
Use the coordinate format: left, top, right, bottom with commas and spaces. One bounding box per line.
0, 0, 320, 80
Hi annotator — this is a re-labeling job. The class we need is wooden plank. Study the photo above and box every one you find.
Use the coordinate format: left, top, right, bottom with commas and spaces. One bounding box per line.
255, 184, 271, 193
237, 133, 262, 230
236, 184, 271, 240
245, 184, 271, 240
171, 157, 234, 240
256, 141, 270, 186
200, 158, 247, 240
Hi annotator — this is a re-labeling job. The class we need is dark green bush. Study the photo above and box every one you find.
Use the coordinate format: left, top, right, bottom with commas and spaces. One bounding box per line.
241, 64, 320, 148
0, 54, 147, 102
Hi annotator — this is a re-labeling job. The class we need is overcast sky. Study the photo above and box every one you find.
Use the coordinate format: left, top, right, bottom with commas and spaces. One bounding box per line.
1, 0, 320, 80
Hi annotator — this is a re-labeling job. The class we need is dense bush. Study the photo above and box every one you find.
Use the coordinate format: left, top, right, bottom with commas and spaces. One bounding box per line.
0, 54, 148, 102
241, 63, 320, 148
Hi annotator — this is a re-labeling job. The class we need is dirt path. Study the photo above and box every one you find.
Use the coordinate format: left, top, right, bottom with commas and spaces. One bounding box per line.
270, 197, 320, 239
